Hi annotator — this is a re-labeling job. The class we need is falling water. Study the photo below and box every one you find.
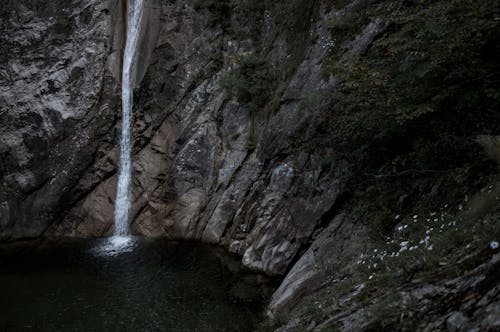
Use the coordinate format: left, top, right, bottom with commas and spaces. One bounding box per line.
114, 0, 144, 236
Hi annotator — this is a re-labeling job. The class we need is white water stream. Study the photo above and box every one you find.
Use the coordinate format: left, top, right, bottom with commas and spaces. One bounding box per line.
114, 0, 144, 236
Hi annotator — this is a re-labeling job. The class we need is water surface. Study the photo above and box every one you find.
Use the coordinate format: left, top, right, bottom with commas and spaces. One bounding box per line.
0, 237, 268, 331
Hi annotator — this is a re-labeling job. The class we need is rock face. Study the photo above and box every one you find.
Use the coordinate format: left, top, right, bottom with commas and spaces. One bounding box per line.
268, 214, 369, 315
44, 0, 350, 279
0, 0, 125, 238
1, 0, 361, 314
1, 0, 345, 292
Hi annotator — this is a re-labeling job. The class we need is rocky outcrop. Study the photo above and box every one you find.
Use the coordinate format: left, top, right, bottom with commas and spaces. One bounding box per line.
268, 214, 369, 315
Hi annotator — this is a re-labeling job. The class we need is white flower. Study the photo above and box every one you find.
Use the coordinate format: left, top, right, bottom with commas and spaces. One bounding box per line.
490, 241, 499, 250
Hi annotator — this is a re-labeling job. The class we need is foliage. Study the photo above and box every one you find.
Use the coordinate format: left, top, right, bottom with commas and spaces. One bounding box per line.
211, 1, 500, 330
193, 0, 232, 29
270, 0, 319, 75
195, 0, 318, 77
306, 0, 500, 234
275, 2, 500, 328
219, 54, 277, 111
328, 0, 500, 126
327, 12, 364, 45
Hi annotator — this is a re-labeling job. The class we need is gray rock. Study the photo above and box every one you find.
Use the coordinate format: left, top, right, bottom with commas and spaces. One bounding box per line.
0, 0, 123, 239
269, 214, 368, 314
481, 302, 500, 331
446, 311, 468, 332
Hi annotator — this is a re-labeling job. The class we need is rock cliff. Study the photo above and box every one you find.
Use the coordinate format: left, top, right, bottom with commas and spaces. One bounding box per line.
1, 0, 499, 331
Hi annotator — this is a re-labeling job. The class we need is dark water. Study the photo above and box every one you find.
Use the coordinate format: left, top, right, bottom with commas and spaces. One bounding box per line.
0, 237, 270, 332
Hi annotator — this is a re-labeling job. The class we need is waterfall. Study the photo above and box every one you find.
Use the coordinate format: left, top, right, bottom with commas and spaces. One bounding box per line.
114, 0, 144, 236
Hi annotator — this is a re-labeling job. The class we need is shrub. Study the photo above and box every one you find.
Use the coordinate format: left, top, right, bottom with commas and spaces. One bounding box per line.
219, 54, 277, 111
193, 0, 232, 29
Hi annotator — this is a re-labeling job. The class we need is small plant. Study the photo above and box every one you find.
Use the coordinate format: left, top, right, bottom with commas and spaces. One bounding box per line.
193, 0, 232, 29
327, 13, 360, 43
219, 54, 277, 112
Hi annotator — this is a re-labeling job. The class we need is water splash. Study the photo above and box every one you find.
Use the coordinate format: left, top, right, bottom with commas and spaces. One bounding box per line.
91, 236, 138, 257
114, 0, 145, 236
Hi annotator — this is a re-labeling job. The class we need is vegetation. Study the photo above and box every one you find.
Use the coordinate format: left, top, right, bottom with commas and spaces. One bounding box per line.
260, 0, 500, 329
193, 0, 232, 29
194, 0, 318, 76
271, 181, 500, 331
204, 0, 499, 236
300, 0, 500, 235
219, 54, 277, 112
194, 0, 500, 330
